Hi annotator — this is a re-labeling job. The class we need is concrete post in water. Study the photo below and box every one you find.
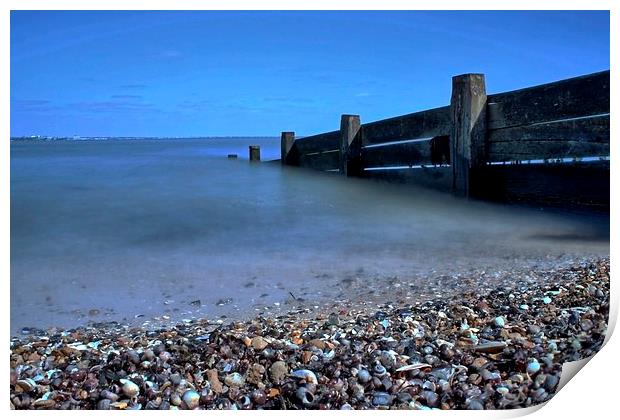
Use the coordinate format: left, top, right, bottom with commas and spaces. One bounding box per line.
450, 73, 487, 197
280, 131, 296, 165
339, 114, 362, 176
249, 145, 260, 162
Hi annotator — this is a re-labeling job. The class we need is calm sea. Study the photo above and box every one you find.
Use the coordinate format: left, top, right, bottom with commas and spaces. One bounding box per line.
10, 138, 609, 334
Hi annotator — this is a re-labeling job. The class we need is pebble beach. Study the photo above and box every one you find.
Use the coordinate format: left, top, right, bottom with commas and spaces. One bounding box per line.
10, 257, 609, 410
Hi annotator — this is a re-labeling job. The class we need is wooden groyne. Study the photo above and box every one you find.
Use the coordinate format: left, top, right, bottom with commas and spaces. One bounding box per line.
280, 70, 610, 211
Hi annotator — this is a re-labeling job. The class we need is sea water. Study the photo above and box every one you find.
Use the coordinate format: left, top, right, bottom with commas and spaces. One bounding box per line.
10, 138, 609, 334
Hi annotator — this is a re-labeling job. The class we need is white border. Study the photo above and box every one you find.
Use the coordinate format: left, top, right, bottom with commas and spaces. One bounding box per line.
2, 2, 616, 420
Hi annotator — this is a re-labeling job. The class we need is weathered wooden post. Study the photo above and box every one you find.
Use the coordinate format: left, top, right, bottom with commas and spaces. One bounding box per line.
280, 131, 295, 165
249, 145, 260, 161
450, 74, 487, 197
340, 114, 362, 176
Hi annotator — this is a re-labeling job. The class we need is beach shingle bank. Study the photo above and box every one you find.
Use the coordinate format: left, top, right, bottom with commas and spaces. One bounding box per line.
10, 258, 609, 410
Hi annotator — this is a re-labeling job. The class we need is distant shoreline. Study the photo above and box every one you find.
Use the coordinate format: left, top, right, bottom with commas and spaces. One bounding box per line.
10, 136, 280, 141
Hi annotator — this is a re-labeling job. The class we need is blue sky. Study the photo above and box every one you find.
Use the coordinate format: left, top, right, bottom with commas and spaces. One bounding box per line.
10, 10, 609, 137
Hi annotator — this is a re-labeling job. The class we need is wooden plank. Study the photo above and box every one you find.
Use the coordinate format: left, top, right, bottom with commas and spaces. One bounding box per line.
487, 115, 609, 161
488, 114, 609, 143
249, 145, 260, 161
281, 131, 295, 165
362, 106, 451, 145
472, 161, 609, 212
298, 150, 340, 171
487, 70, 609, 130
450, 73, 487, 197
362, 140, 432, 167
341, 114, 362, 176
294, 130, 340, 154
363, 166, 452, 192
488, 141, 609, 161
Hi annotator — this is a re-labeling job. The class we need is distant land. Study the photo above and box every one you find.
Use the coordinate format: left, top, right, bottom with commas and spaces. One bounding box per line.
10, 136, 278, 141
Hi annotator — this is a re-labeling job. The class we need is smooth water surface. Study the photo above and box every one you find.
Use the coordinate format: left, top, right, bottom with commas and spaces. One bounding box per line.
10, 138, 609, 333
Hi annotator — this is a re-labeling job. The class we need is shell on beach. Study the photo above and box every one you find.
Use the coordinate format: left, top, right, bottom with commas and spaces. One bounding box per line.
182, 390, 200, 409
119, 379, 140, 398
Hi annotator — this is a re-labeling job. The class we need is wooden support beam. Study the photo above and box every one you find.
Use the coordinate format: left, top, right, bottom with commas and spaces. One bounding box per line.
450, 74, 487, 196
280, 131, 296, 165
340, 114, 362, 176
249, 145, 260, 161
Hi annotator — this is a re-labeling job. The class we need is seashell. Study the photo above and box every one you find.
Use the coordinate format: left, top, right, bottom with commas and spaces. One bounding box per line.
182, 390, 200, 410
126, 350, 140, 365
395, 363, 432, 372
97, 399, 112, 410
295, 387, 315, 407
261, 348, 277, 360
323, 349, 335, 360
215, 397, 231, 409
246, 363, 265, 385
200, 388, 214, 404
268, 361, 288, 384
250, 389, 266, 405
144, 381, 158, 391
16, 378, 37, 392
372, 391, 392, 407
110, 401, 128, 409
290, 369, 318, 384
373, 363, 387, 376
422, 346, 434, 355
100, 390, 119, 402
119, 379, 140, 397
159, 351, 172, 363
357, 369, 371, 383
251, 336, 269, 351
438, 344, 455, 360
228, 387, 242, 402
526, 359, 541, 375
235, 395, 251, 409
496, 386, 509, 395
544, 374, 559, 392
224, 373, 245, 387
480, 369, 501, 382
33, 398, 56, 409
170, 393, 182, 406
420, 390, 439, 407
472, 341, 507, 353
422, 380, 436, 392
532, 387, 547, 402
467, 399, 484, 410
380, 350, 397, 367
142, 349, 155, 361
430, 366, 452, 381
169, 373, 182, 386
494, 316, 505, 328
340, 403, 353, 410
145, 400, 161, 410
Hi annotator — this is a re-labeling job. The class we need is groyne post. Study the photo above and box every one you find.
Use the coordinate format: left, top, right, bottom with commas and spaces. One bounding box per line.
249, 145, 261, 161
450, 73, 487, 197
340, 114, 362, 176
280, 131, 296, 165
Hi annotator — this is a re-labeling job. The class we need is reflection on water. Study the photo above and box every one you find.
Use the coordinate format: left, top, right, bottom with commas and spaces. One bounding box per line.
10, 138, 609, 333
